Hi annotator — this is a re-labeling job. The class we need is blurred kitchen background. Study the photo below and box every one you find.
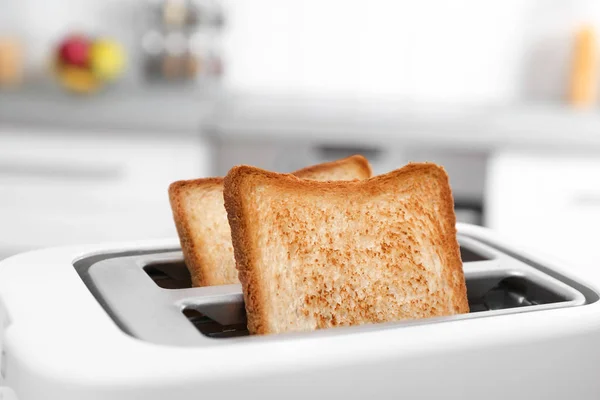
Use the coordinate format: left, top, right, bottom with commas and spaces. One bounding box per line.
1, 0, 600, 274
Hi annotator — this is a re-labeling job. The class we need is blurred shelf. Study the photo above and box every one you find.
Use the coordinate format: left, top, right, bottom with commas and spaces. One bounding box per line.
205, 93, 600, 152
0, 84, 221, 135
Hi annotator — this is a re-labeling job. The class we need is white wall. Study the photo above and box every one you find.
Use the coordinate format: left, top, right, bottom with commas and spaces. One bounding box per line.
4, 0, 600, 103
221, 0, 600, 103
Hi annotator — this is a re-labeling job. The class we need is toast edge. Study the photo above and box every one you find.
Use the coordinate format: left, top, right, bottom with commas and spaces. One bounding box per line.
426, 165, 470, 314
168, 178, 224, 287
294, 154, 373, 179
223, 166, 275, 334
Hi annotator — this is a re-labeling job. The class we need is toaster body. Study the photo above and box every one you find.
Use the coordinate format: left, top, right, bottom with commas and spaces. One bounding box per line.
0, 223, 599, 400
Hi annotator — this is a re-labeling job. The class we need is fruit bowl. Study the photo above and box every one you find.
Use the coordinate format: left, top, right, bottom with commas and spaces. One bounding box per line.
54, 33, 125, 94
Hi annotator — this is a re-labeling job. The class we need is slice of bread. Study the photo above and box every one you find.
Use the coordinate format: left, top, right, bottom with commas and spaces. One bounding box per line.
168, 155, 372, 287
223, 162, 469, 335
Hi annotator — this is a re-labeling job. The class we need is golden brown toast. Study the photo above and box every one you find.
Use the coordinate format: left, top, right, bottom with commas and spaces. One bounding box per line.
223, 162, 469, 335
168, 155, 372, 287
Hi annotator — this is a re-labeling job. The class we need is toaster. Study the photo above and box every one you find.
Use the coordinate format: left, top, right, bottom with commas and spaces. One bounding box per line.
0, 223, 599, 400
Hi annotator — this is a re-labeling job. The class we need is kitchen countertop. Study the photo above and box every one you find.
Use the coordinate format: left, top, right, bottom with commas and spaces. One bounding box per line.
0, 86, 218, 136
204, 93, 600, 152
4, 88, 600, 152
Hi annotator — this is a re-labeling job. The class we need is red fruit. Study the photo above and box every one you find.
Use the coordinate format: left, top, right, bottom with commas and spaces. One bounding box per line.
58, 35, 91, 67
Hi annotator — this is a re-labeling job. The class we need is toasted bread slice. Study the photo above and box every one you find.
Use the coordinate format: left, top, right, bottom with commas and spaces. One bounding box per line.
169, 155, 372, 287
223, 162, 469, 335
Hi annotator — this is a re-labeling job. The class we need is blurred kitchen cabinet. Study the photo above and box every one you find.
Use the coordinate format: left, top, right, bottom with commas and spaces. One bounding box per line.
211, 139, 486, 225
0, 130, 211, 257
485, 151, 600, 274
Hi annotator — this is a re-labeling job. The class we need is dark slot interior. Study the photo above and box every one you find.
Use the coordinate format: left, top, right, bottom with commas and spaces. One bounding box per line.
467, 275, 565, 313
183, 309, 248, 338
144, 262, 192, 289
460, 247, 488, 262
144, 245, 489, 290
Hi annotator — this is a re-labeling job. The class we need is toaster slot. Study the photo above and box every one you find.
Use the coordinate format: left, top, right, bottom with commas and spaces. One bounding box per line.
467, 274, 568, 313
460, 246, 489, 263
180, 268, 580, 339
144, 262, 191, 289
76, 233, 590, 346
183, 309, 248, 338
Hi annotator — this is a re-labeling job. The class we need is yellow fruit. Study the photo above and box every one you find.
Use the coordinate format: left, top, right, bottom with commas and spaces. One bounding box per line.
58, 65, 101, 94
89, 39, 125, 81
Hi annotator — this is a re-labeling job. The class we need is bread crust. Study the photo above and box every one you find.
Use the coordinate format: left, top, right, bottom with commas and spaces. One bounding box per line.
223, 162, 469, 335
168, 178, 224, 287
293, 154, 372, 180
169, 155, 372, 287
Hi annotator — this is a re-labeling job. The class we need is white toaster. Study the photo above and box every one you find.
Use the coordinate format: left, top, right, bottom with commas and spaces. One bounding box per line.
0, 223, 599, 400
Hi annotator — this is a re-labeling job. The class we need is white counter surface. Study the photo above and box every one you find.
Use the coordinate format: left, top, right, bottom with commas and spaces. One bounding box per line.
204, 93, 600, 152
